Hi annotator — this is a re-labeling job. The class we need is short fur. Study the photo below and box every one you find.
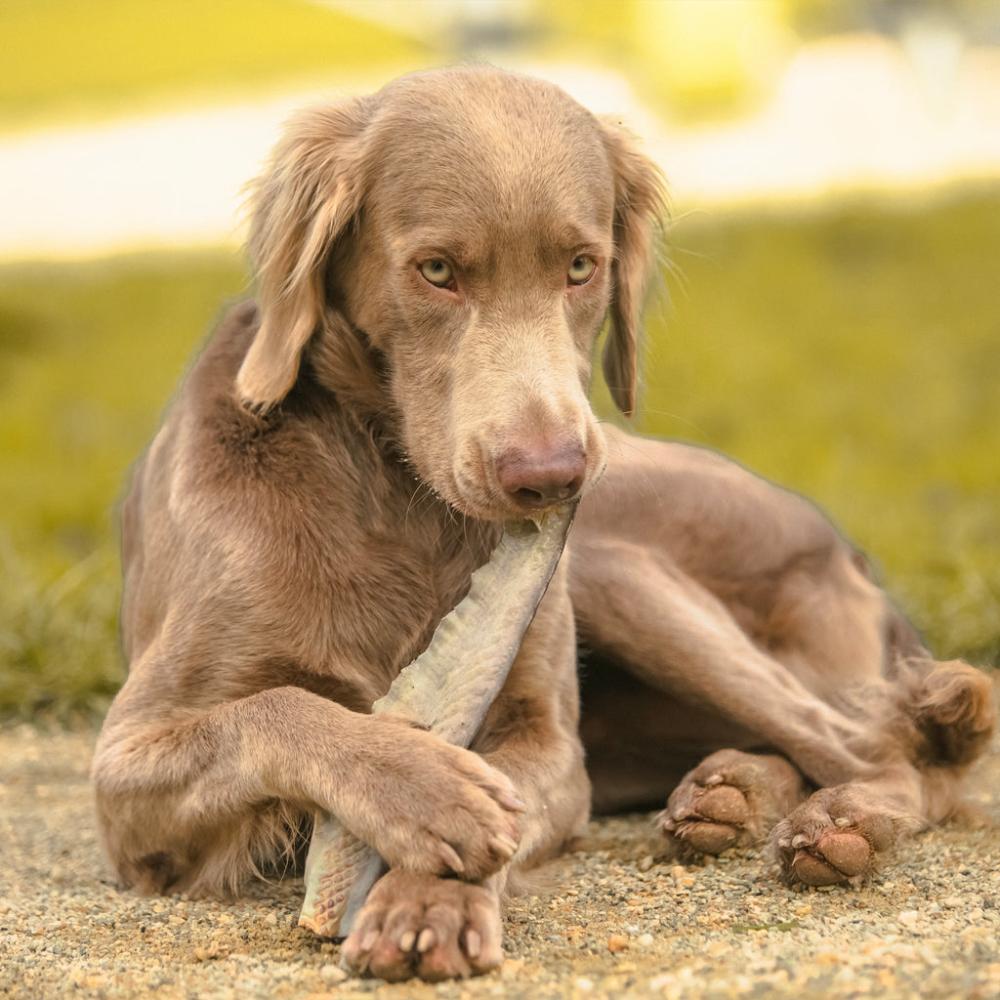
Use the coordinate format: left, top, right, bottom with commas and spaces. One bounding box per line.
94, 66, 995, 982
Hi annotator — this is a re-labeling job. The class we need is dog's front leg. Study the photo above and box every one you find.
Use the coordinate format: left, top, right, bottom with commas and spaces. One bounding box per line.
340, 870, 505, 981
93, 681, 524, 897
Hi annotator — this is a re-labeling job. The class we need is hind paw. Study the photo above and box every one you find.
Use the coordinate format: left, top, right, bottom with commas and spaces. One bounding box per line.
659, 780, 750, 856
659, 750, 806, 860
773, 784, 910, 887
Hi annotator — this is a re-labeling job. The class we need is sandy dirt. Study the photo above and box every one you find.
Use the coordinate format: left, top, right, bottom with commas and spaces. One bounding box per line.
1, 724, 998, 999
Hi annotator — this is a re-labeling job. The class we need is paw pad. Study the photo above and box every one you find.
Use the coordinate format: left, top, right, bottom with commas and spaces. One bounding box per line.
787, 830, 872, 886
660, 783, 751, 857
695, 785, 750, 825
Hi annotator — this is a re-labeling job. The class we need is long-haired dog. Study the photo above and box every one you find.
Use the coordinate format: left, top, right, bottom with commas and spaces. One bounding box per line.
93, 66, 994, 982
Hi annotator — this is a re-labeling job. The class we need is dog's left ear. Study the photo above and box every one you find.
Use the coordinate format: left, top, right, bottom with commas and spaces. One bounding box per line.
599, 119, 667, 417
238, 97, 375, 412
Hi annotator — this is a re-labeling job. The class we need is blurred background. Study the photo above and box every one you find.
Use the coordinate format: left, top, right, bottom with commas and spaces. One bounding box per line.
1, 0, 998, 719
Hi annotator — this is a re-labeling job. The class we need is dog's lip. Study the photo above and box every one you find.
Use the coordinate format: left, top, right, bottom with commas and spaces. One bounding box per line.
448, 492, 521, 523
447, 476, 526, 523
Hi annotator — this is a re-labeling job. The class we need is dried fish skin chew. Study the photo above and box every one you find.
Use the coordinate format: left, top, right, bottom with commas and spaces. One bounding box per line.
374, 510, 575, 744
298, 507, 575, 938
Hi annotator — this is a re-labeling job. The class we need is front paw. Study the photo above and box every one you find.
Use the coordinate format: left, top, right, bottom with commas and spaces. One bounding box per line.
349, 718, 525, 881
341, 870, 502, 982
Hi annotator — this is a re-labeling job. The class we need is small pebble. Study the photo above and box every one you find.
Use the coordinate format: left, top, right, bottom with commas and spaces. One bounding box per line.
607, 934, 630, 953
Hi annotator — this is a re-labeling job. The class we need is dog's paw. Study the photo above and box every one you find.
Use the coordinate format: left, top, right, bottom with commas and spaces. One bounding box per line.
658, 749, 806, 860
341, 871, 502, 982
348, 718, 524, 882
772, 784, 914, 887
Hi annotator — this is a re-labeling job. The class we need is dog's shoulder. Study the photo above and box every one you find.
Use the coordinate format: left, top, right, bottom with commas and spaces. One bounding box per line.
124, 298, 379, 599
162, 300, 375, 516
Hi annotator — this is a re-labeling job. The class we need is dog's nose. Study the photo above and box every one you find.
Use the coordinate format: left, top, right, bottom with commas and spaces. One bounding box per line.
495, 444, 586, 508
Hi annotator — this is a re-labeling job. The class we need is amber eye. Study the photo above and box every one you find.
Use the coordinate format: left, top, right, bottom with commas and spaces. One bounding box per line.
419, 258, 454, 288
568, 255, 597, 285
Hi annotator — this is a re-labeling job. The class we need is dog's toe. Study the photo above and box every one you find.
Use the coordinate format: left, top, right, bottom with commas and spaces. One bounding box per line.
695, 784, 750, 825
788, 829, 872, 886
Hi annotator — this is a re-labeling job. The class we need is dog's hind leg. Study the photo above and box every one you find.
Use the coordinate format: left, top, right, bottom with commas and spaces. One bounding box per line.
774, 660, 996, 888
570, 538, 891, 788
771, 768, 924, 887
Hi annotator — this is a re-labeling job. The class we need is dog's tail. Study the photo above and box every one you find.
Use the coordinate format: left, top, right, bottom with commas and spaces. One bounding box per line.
849, 553, 995, 771
895, 658, 996, 769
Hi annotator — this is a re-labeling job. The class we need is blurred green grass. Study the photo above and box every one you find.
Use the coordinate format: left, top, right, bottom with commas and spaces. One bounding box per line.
0, 251, 247, 716
0, 0, 429, 132
2, 191, 999, 718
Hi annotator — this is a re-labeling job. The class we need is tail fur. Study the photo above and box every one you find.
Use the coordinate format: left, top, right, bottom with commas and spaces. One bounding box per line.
899, 659, 996, 768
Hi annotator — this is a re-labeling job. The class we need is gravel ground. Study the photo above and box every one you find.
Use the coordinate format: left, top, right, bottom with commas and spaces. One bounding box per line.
1, 725, 998, 999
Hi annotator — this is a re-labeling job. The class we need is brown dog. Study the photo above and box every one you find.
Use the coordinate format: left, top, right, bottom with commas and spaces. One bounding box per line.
93, 66, 994, 982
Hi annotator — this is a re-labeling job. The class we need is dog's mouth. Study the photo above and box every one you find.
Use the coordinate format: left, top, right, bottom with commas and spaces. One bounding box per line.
448, 455, 600, 523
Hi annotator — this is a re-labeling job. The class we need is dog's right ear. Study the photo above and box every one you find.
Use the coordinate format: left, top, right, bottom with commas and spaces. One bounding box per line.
237, 98, 374, 412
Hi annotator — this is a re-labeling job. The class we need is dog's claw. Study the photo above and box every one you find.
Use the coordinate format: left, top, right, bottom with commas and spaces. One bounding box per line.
465, 928, 482, 958
489, 833, 518, 859
439, 842, 465, 874
499, 792, 527, 812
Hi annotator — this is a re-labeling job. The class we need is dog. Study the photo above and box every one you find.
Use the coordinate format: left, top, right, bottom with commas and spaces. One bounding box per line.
93, 66, 995, 982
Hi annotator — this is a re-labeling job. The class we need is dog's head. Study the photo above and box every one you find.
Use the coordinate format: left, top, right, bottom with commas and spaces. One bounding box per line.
239, 67, 665, 521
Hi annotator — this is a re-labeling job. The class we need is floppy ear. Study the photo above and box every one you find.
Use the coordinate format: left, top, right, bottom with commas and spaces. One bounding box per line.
238, 98, 373, 411
599, 119, 667, 417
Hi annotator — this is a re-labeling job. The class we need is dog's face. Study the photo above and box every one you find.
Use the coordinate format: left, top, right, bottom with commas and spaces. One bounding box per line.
239, 68, 664, 521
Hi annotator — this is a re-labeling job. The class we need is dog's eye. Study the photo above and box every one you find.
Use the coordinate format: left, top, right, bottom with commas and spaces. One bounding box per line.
568, 255, 596, 285
419, 259, 454, 288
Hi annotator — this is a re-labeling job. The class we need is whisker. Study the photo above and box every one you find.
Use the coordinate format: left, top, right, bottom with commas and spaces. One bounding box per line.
633, 406, 708, 435
403, 480, 434, 527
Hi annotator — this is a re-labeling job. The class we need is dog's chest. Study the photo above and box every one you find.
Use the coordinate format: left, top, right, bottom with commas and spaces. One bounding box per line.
296, 503, 497, 702
231, 402, 500, 700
